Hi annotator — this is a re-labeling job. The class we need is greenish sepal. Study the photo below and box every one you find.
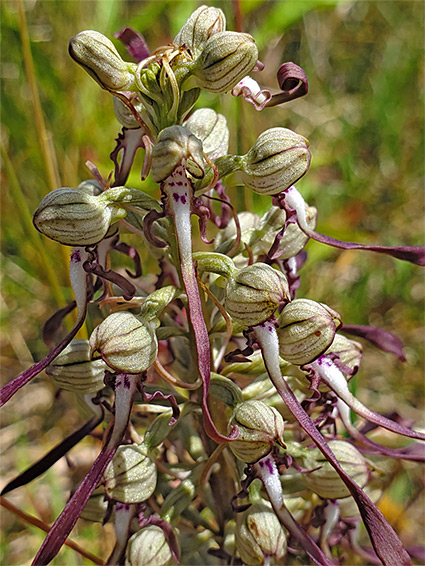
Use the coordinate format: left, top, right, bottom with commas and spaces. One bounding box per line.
139, 286, 180, 324
99, 187, 161, 212
192, 251, 236, 278
210, 373, 244, 408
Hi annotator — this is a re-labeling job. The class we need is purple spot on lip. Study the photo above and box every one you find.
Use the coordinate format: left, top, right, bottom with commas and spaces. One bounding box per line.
123, 375, 131, 389
181, 195, 187, 204
116, 502, 130, 511
173, 193, 179, 202
176, 181, 183, 186
70, 249, 81, 263
265, 458, 274, 474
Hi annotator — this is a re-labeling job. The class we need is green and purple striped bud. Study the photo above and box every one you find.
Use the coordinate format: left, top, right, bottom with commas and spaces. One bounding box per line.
89, 311, 157, 374
238, 127, 311, 195
174, 5, 226, 56
46, 339, 106, 394
236, 499, 287, 564
224, 264, 290, 327
228, 400, 285, 463
278, 299, 342, 365
69, 30, 137, 92
185, 31, 258, 93
103, 443, 157, 503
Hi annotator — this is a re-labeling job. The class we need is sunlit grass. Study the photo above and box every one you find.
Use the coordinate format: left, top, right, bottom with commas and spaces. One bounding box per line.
1, 1, 423, 563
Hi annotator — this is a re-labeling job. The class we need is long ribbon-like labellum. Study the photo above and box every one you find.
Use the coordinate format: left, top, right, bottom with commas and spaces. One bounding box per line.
254, 322, 412, 566
163, 165, 238, 442
33, 374, 140, 565
0, 248, 89, 407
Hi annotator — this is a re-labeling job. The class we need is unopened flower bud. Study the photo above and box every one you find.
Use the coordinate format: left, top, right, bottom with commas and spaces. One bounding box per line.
224, 264, 290, 327
174, 5, 226, 56
278, 299, 342, 365
236, 500, 287, 564
183, 108, 229, 160
103, 443, 157, 503
33, 187, 126, 246
89, 311, 157, 374
228, 400, 285, 463
46, 339, 106, 393
238, 128, 311, 195
80, 487, 108, 523
69, 30, 137, 92
186, 31, 258, 93
125, 526, 174, 566
151, 126, 205, 182
303, 440, 369, 499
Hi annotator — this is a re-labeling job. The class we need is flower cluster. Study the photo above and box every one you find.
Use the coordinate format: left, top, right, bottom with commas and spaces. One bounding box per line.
1, 5, 424, 566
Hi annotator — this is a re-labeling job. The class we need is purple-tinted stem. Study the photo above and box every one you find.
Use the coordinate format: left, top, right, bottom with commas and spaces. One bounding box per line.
164, 166, 238, 443
32, 374, 139, 565
256, 456, 335, 566
254, 323, 412, 566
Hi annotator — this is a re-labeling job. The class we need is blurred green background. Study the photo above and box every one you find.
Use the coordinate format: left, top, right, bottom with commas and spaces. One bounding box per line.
1, 0, 424, 564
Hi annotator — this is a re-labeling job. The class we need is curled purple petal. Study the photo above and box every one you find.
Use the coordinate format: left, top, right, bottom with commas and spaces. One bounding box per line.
266, 62, 309, 107
143, 390, 180, 425
142, 209, 168, 248
342, 325, 406, 361
193, 199, 214, 245
114, 27, 150, 62
113, 240, 143, 278
83, 260, 136, 301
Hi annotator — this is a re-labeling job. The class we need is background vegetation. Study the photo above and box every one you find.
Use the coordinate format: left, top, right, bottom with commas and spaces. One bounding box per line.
1, 0, 424, 564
